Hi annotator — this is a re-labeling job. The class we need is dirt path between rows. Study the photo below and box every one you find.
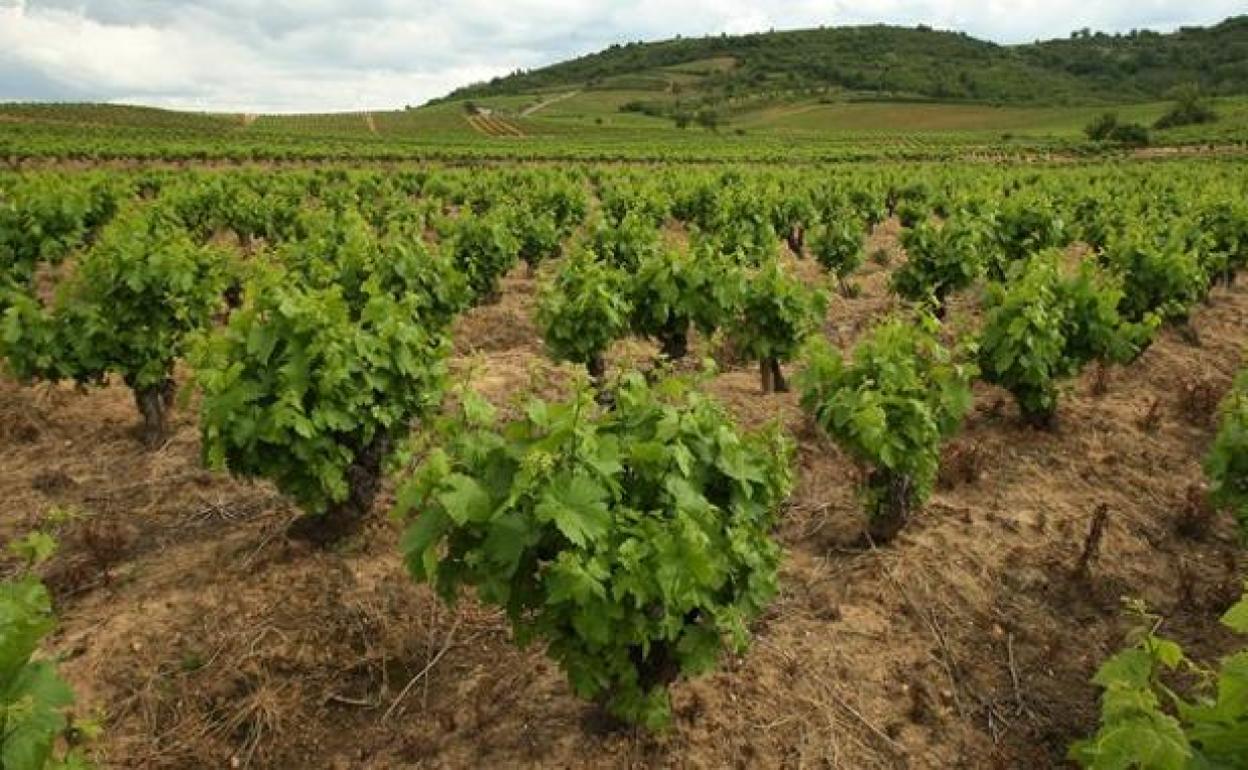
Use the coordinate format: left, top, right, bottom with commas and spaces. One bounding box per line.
520, 90, 580, 117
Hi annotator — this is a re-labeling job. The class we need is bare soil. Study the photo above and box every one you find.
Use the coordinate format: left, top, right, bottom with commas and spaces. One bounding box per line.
2, 223, 1246, 769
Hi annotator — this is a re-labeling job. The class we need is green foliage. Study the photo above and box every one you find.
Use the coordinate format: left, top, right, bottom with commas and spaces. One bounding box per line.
1154, 84, 1219, 130
277, 209, 469, 329
693, 190, 780, 267
2, 206, 231, 443
1193, 199, 1248, 286
896, 200, 928, 229
536, 252, 632, 373
1085, 112, 1121, 141
844, 186, 887, 229
668, 177, 719, 226
1101, 226, 1208, 323
447, 19, 1248, 107
395, 374, 793, 729
1059, 261, 1155, 366
1070, 589, 1248, 769
162, 174, 305, 245
695, 109, 721, 132
892, 216, 985, 312
730, 260, 826, 369
7, 533, 58, 568
53, 208, 232, 392
588, 212, 662, 273
0, 294, 73, 384
524, 176, 588, 234
1108, 121, 1152, 147
978, 254, 1146, 426
809, 217, 865, 284
0, 174, 123, 297
1206, 369, 1248, 536
509, 208, 563, 273
447, 209, 521, 304
1083, 112, 1152, 145
799, 316, 975, 538
1, 536, 91, 770
989, 195, 1069, 279
770, 193, 818, 247
600, 181, 669, 228
629, 247, 743, 360
193, 258, 451, 518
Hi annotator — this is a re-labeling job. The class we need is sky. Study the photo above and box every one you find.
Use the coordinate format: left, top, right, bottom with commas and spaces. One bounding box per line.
0, 0, 1243, 113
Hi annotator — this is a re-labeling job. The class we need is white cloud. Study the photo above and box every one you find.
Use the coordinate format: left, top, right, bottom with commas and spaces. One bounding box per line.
0, 0, 1243, 112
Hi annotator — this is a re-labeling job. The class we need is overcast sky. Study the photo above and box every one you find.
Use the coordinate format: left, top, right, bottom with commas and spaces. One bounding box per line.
1, 0, 1243, 113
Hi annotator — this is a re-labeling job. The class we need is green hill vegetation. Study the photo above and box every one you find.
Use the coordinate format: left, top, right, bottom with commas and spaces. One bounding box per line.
445, 16, 1248, 106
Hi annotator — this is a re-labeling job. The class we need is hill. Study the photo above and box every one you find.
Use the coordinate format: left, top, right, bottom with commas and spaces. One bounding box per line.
4, 16, 1248, 161
444, 16, 1248, 107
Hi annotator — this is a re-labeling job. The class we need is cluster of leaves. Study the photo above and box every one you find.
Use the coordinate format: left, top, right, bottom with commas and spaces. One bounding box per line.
1070, 590, 1248, 769
1193, 200, 1248, 287
1101, 226, 1209, 323
508, 207, 563, 274
2, 537, 93, 770
1206, 368, 1248, 537
446, 209, 521, 304
989, 195, 1070, 280
194, 214, 456, 537
769, 193, 818, 255
520, 174, 588, 235
1084, 112, 1151, 146
395, 374, 792, 729
1153, 84, 1219, 130
978, 254, 1150, 427
536, 251, 633, 379
161, 175, 305, 247
693, 190, 780, 266
276, 209, 468, 328
895, 200, 929, 229
599, 180, 670, 229
1, 206, 232, 444
0, 175, 123, 298
731, 261, 827, 393
809, 216, 865, 290
799, 316, 976, 540
628, 247, 743, 361
588, 212, 662, 273
887, 181, 931, 222
892, 216, 986, 315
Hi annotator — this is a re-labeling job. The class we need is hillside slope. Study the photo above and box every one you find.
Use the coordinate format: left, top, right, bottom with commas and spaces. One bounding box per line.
445, 16, 1248, 106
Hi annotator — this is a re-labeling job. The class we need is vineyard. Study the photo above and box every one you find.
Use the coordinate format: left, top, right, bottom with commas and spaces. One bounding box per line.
1, 156, 1247, 769
6, 94, 1248, 166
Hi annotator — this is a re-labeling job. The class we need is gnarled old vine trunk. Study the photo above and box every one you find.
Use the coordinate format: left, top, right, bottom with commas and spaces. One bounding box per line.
759, 358, 788, 394
1022, 404, 1058, 431
587, 354, 607, 389
587, 354, 616, 408
133, 378, 176, 449
631, 638, 680, 693
867, 469, 915, 543
659, 317, 689, 362
785, 226, 805, 257
287, 432, 393, 546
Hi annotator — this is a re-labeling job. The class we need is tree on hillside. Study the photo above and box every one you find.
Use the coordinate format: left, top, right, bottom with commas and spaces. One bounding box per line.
1084, 112, 1150, 146
1154, 83, 1218, 129
695, 109, 721, 132
1085, 112, 1119, 141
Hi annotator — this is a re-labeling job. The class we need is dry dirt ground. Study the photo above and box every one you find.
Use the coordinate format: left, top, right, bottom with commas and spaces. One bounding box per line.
2, 221, 1246, 769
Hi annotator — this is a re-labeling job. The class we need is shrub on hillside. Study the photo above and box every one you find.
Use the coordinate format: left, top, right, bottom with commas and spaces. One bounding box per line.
1154, 84, 1218, 130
